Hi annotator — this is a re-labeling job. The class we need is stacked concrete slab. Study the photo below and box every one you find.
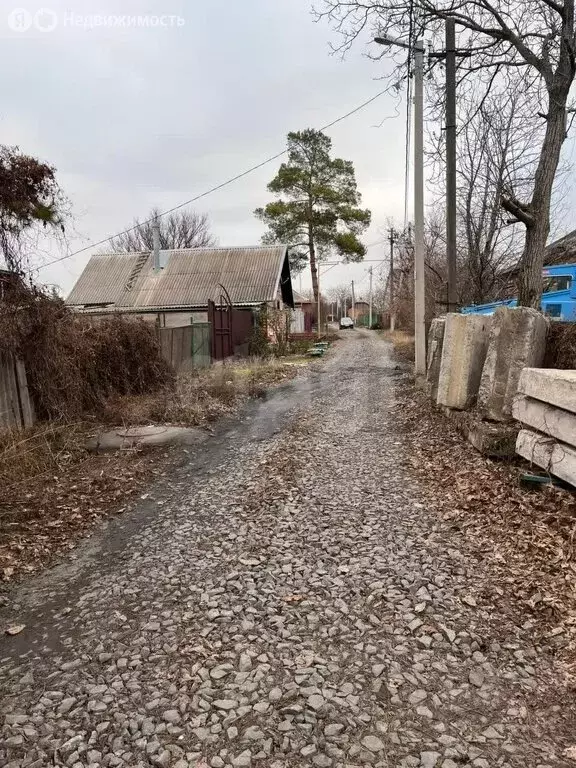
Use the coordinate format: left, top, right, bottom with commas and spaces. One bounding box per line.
425, 317, 445, 402
514, 368, 576, 486
478, 307, 548, 422
436, 313, 491, 410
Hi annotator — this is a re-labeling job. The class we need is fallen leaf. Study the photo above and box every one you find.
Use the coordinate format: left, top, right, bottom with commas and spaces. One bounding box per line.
2, 566, 14, 580
6, 624, 25, 636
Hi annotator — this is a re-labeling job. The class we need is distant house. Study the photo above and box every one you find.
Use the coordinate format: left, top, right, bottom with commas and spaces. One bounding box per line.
293, 289, 315, 316
349, 301, 370, 323
66, 245, 294, 326
499, 229, 576, 296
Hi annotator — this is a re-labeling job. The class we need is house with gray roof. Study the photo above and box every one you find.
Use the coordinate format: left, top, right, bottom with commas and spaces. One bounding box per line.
66, 244, 294, 328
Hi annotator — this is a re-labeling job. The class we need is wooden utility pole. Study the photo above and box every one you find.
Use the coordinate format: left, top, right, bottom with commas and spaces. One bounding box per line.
413, 40, 426, 378
388, 228, 398, 331
445, 17, 457, 313
368, 267, 373, 328
351, 280, 355, 321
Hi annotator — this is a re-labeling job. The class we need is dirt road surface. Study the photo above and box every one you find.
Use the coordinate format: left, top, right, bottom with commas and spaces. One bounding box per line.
1, 331, 574, 768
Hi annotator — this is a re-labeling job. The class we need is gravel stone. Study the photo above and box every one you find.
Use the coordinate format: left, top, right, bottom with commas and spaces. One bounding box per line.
420, 752, 441, 768
361, 735, 385, 752
214, 699, 237, 711
408, 689, 427, 705
232, 750, 252, 767
0, 333, 571, 768
307, 694, 325, 711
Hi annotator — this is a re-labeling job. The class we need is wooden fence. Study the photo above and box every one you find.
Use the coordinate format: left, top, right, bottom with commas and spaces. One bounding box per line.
158, 324, 211, 371
0, 352, 35, 431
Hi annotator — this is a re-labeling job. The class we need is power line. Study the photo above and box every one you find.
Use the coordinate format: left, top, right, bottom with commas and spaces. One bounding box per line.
37, 88, 390, 273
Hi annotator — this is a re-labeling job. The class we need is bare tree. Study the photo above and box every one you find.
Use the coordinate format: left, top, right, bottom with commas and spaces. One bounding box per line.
386, 216, 449, 326
325, 283, 352, 308
427, 77, 541, 304
108, 207, 216, 252
316, 0, 576, 307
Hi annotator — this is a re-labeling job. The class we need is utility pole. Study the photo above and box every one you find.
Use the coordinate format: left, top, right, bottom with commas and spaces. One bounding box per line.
388, 228, 397, 332
445, 17, 457, 313
374, 32, 426, 377
368, 267, 373, 328
413, 40, 426, 378
351, 280, 356, 321
317, 271, 321, 337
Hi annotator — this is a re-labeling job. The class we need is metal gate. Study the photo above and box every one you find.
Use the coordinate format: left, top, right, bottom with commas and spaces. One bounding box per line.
208, 284, 233, 361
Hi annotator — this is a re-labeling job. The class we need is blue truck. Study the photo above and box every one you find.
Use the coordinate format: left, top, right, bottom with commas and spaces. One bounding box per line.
461, 263, 576, 321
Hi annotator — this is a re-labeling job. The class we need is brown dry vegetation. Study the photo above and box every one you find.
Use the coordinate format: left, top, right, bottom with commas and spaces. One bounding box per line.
543, 321, 576, 370
0, 359, 302, 586
100, 359, 301, 427
393, 383, 576, 663
0, 289, 172, 421
379, 329, 415, 365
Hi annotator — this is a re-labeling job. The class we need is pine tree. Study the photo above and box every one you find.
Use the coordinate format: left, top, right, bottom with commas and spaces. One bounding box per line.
255, 129, 371, 303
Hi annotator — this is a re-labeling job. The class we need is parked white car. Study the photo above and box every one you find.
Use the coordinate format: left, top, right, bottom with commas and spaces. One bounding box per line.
339, 317, 354, 329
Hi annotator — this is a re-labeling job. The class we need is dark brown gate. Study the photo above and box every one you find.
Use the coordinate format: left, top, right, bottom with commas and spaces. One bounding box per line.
208, 285, 233, 361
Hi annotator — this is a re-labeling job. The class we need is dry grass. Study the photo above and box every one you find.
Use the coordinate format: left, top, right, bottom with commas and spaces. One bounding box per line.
544, 321, 576, 369
101, 358, 301, 428
0, 421, 90, 490
379, 329, 415, 365
0, 359, 302, 492
0, 357, 307, 585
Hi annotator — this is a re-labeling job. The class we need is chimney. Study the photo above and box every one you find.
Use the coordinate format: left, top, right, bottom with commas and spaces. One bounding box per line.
152, 217, 161, 272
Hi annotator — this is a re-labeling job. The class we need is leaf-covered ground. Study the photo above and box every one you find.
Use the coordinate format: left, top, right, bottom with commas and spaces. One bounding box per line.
392, 380, 576, 665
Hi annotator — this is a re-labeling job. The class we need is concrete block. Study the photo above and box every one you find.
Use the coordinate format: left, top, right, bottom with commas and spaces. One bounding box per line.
517, 368, 576, 414
436, 313, 491, 410
516, 428, 576, 487
426, 317, 445, 402
442, 407, 518, 456
466, 420, 519, 457
478, 307, 548, 422
513, 395, 576, 448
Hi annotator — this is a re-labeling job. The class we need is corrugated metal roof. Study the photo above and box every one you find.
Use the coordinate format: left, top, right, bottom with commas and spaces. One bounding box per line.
501, 229, 576, 277
66, 252, 148, 306
66, 246, 290, 309
545, 229, 576, 265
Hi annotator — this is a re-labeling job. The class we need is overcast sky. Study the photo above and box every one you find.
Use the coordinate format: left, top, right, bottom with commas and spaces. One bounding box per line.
1, 0, 575, 300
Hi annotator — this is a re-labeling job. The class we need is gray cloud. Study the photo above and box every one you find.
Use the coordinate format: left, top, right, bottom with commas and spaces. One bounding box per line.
2, 0, 570, 296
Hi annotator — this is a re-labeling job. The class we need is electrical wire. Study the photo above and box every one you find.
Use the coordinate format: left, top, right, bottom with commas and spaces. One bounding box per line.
37, 88, 390, 273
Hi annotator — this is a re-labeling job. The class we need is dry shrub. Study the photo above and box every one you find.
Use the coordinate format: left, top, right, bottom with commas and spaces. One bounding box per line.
543, 321, 576, 370
0, 421, 88, 489
0, 286, 174, 420
159, 367, 241, 425
105, 361, 297, 428
381, 330, 415, 365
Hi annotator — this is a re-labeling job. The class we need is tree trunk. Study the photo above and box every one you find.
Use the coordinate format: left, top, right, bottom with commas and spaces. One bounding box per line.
309, 225, 319, 306
518, 93, 567, 307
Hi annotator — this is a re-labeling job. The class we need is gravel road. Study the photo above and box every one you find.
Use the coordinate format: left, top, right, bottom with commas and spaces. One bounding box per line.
1, 331, 573, 768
